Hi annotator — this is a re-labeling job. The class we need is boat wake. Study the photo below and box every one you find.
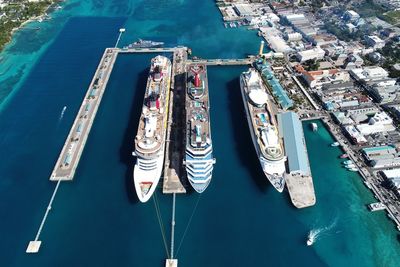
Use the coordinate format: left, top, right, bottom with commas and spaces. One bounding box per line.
59, 106, 67, 121
307, 217, 338, 246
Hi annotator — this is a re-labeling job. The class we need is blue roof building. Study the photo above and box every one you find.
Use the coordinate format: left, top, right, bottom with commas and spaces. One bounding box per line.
278, 112, 310, 176
256, 59, 294, 110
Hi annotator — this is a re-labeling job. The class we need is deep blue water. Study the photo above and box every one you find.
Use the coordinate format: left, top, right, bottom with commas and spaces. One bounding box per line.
1, 1, 400, 266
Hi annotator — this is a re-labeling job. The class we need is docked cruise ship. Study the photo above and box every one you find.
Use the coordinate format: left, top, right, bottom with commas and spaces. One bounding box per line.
184, 64, 215, 193
240, 68, 286, 192
133, 55, 171, 202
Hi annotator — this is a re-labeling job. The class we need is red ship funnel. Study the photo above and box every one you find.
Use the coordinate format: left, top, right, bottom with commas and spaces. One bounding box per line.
194, 73, 201, 87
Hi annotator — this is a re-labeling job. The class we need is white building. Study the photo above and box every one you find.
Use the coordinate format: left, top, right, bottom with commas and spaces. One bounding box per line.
298, 68, 350, 88
285, 32, 302, 41
365, 35, 386, 49
234, 4, 254, 17
369, 84, 400, 103
356, 112, 395, 135
343, 10, 360, 22
296, 47, 325, 62
350, 67, 389, 82
344, 125, 368, 144
260, 27, 292, 53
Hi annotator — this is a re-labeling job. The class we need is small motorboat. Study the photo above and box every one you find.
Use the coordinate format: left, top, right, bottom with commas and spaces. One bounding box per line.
307, 236, 314, 246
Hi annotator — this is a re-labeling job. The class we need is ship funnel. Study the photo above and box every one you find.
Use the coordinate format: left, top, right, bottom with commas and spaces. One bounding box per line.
194, 73, 201, 87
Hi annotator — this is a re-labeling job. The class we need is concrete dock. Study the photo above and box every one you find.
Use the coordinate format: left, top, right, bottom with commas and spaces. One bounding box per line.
186, 58, 254, 66
278, 112, 316, 209
163, 48, 187, 194
50, 48, 118, 181
118, 47, 187, 54
285, 173, 316, 208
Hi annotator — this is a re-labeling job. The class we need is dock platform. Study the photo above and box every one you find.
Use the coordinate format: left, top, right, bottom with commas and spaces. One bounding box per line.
278, 112, 316, 209
117, 47, 187, 54
285, 173, 316, 208
162, 48, 187, 194
165, 259, 178, 267
26, 241, 41, 253
186, 58, 254, 66
50, 48, 118, 181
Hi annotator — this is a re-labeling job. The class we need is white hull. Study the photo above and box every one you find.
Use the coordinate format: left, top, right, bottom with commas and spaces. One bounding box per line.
240, 74, 286, 193
134, 152, 164, 203
133, 56, 171, 203
188, 176, 212, 193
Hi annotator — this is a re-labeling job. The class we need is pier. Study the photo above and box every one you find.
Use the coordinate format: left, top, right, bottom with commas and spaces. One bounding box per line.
165, 193, 178, 267
163, 48, 187, 194
50, 48, 118, 181
36, 43, 261, 257
117, 47, 186, 54
186, 58, 254, 66
26, 180, 62, 253
321, 118, 400, 230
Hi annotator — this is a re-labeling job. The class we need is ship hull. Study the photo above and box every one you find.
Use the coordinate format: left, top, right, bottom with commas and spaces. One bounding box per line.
240, 73, 285, 193
133, 56, 171, 202
185, 64, 215, 193
133, 153, 164, 202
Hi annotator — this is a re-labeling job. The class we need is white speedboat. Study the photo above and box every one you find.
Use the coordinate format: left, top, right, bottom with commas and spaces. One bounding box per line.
307, 236, 314, 246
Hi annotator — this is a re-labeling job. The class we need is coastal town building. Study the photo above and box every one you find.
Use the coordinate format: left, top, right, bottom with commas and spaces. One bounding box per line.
368, 84, 400, 103
350, 67, 389, 82
343, 10, 361, 22
310, 34, 338, 46
333, 106, 379, 125
362, 145, 398, 161
296, 47, 325, 62
381, 169, 400, 189
259, 27, 292, 53
344, 112, 395, 145
295, 65, 350, 89
365, 35, 386, 50
278, 112, 311, 176
233, 4, 254, 17
357, 112, 395, 135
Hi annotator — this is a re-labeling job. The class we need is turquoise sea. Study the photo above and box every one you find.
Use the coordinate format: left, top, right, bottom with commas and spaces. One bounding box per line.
0, 0, 400, 266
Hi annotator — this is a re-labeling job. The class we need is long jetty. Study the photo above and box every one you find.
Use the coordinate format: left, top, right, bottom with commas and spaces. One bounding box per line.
118, 47, 186, 54
50, 48, 118, 181
163, 48, 187, 194
186, 58, 253, 66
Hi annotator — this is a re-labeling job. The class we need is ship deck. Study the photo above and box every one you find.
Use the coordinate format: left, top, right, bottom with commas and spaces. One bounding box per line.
285, 173, 316, 208
185, 64, 212, 152
241, 71, 285, 162
135, 57, 171, 156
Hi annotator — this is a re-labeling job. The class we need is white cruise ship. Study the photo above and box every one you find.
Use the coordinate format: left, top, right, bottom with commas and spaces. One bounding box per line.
184, 64, 215, 193
133, 55, 171, 202
240, 68, 286, 192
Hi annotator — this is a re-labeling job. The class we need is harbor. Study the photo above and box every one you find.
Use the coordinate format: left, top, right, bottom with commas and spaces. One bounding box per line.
321, 117, 400, 230
3, 0, 400, 265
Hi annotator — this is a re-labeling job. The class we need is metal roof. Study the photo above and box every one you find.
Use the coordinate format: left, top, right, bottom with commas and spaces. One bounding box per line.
257, 60, 293, 110
278, 112, 310, 175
